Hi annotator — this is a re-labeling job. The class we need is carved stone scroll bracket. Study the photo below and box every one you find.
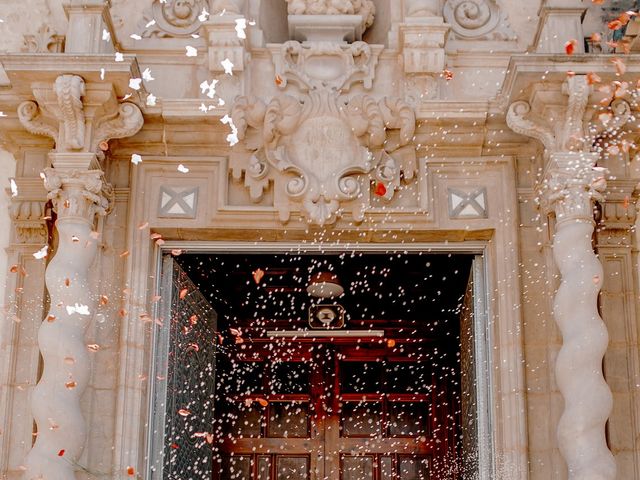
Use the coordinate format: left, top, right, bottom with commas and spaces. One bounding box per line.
506, 75, 592, 155
230, 90, 416, 225
272, 40, 380, 93
18, 74, 143, 154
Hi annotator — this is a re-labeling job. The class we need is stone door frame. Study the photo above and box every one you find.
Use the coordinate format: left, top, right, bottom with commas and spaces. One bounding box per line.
136, 240, 518, 480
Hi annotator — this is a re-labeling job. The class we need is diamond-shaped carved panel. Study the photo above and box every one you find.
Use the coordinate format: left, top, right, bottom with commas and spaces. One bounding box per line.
158, 186, 199, 219
448, 187, 488, 219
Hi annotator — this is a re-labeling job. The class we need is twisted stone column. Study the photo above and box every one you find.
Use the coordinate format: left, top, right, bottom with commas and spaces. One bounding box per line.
542, 152, 617, 480
23, 154, 111, 480
16, 73, 142, 480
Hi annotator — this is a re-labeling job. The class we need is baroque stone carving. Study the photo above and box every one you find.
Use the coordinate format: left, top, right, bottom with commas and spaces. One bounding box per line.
141, 0, 207, 37
286, 0, 376, 29
275, 40, 378, 92
9, 200, 48, 244
443, 0, 516, 40
507, 76, 591, 154
18, 74, 144, 154
231, 91, 416, 225
43, 168, 113, 220
23, 24, 65, 53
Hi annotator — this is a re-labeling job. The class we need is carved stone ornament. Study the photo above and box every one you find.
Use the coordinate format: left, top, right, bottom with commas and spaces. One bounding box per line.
23, 24, 65, 53
17, 74, 144, 153
231, 91, 416, 225
141, 0, 207, 37
43, 167, 113, 221
274, 40, 379, 92
406, 0, 441, 17
507, 76, 591, 155
443, 0, 516, 41
9, 200, 48, 244
286, 0, 376, 29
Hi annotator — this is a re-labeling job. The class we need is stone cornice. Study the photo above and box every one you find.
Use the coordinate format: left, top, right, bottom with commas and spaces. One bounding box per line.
0, 54, 145, 103
495, 54, 640, 115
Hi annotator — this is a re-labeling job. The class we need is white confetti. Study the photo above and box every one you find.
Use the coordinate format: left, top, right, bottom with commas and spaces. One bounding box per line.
100, 68, 105, 80
185, 46, 198, 57
9, 178, 18, 197
115, 52, 124, 62
177, 164, 190, 173
130, 34, 142, 40
198, 8, 210, 22
199, 79, 219, 99
66, 303, 91, 316
33, 245, 48, 260
0, 112, 7, 117
142, 68, 154, 82
129, 78, 142, 90
235, 18, 247, 39
123, 93, 132, 100
102, 29, 111, 41
145, 19, 156, 28
199, 103, 208, 113
131, 154, 142, 165
146, 93, 157, 106
191, 33, 200, 38
218, 98, 225, 106
221, 58, 234, 75
221, 115, 239, 146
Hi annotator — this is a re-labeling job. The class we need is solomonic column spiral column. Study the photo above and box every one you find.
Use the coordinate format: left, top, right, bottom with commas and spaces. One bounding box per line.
541, 153, 616, 480
17, 74, 143, 480
507, 74, 616, 480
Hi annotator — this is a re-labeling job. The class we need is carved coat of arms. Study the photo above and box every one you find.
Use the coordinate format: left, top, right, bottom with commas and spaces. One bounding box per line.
230, 41, 416, 226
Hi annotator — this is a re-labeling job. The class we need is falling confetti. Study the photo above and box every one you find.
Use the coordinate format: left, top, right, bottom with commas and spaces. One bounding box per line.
33, 246, 48, 260
221, 58, 234, 75
177, 164, 190, 173
131, 154, 142, 165
185, 46, 198, 57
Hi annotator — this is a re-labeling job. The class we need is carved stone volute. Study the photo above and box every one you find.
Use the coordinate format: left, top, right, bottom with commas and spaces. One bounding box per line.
17, 74, 143, 154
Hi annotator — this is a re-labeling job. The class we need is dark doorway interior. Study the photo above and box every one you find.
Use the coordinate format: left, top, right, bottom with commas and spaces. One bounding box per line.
163, 252, 475, 480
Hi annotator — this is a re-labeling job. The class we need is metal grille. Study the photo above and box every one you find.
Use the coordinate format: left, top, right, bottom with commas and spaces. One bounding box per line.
160, 258, 217, 479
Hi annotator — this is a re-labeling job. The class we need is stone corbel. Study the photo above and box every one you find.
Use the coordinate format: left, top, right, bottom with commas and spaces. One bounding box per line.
18, 74, 143, 154
507, 75, 591, 155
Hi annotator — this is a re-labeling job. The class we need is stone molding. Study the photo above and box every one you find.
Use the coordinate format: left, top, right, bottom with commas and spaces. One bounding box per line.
286, 0, 375, 31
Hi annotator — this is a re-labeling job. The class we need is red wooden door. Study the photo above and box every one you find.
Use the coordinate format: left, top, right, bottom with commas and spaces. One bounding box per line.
214, 342, 457, 480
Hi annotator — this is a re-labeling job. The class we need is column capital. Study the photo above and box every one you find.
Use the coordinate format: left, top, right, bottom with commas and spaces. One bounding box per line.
17, 74, 143, 154
539, 152, 606, 225
599, 179, 640, 232
44, 152, 113, 223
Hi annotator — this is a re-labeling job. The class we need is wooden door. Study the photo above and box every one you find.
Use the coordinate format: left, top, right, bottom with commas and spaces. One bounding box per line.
214, 342, 456, 480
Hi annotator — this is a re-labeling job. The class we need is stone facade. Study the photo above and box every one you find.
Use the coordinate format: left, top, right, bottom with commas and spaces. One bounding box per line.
0, 1, 639, 479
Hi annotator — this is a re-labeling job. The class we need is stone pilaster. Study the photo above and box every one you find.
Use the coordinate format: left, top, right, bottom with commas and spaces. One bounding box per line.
507, 75, 617, 480
63, 0, 115, 54
16, 74, 143, 480
596, 180, 640, 475
533, 0, 587, 54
